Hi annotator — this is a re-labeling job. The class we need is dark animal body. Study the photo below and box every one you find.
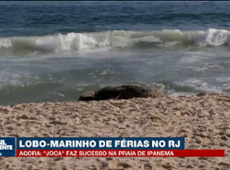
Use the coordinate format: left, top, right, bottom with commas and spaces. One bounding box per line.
78, 84, 164, 101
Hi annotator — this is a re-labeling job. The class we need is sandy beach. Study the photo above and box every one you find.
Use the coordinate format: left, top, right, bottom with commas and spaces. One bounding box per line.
0, 93, 229, 169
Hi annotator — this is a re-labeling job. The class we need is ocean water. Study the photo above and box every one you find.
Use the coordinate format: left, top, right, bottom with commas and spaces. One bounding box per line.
1, 1, 230, 105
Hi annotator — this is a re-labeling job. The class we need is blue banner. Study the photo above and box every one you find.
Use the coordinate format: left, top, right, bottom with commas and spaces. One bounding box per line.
0, 137, 15, 156
17, 137, 184, 150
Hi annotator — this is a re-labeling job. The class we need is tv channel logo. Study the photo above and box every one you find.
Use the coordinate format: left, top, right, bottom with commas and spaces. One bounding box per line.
0, 137, 15, 156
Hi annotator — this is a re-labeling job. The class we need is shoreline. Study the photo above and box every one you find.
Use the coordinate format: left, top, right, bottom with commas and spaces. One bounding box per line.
0, 93, 230, 169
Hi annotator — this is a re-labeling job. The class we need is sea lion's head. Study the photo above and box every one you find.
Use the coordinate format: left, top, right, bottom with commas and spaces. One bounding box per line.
78, 91, 96, 101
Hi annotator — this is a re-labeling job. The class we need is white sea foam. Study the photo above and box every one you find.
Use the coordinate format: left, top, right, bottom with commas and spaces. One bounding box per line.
0, 28, 230, 56
194, 28, 230, 46
175, 78, 223, 93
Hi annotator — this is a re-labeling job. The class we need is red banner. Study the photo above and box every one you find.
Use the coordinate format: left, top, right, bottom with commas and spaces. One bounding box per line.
16, 150, 225, 157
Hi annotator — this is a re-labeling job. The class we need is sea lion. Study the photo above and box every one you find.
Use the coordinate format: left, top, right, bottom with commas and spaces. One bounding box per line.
78, 84, 164, 101
196, 92, 206, 97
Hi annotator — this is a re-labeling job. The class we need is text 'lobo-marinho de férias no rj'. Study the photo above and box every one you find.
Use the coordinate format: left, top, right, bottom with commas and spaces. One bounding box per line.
18, 138, 183, 149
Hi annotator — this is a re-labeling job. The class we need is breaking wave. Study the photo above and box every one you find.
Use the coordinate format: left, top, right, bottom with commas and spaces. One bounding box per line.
0, 28, 230, 56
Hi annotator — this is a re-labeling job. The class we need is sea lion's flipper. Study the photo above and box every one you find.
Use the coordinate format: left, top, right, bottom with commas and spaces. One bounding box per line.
115, 93, 122, 100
